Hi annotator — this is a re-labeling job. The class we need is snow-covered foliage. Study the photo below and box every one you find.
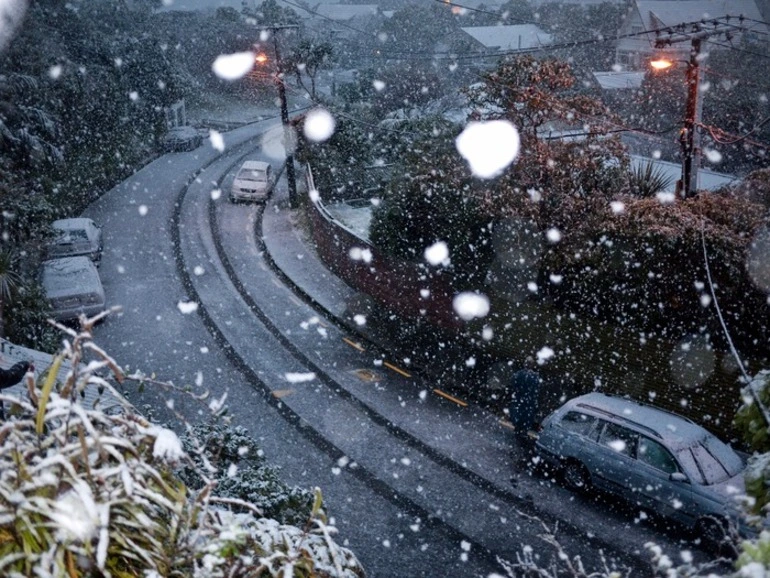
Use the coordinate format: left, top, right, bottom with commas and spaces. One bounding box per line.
179, 422, 314, 527
735, 371, 770, 517
0, 321, 363, 577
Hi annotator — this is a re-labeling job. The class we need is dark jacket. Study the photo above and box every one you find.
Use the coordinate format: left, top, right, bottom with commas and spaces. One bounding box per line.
0, 361, 30, 390
508, 368, 541, 432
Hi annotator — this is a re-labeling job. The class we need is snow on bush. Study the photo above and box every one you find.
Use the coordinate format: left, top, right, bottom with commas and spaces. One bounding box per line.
0, 322, 364, 577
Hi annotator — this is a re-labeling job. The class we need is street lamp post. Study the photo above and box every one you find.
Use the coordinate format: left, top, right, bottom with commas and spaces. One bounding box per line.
650, 40, 704, 199
271, 34, 298, 209
681, 37, 703, 200
653, 18, 747, 198
261, 25, 299, 208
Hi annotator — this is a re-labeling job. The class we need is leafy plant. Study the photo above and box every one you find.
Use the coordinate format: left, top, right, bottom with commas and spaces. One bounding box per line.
0, 316, 364, 577
179, 422, 314, 526
628, 159, 675, 198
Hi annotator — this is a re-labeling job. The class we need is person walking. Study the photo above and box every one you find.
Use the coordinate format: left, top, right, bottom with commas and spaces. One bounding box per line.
507, 357, 541, 440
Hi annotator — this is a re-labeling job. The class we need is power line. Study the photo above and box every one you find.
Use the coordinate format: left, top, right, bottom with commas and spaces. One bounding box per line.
699, 121, 770, 149
430, 0, 537, 25
706, 39, 770, 59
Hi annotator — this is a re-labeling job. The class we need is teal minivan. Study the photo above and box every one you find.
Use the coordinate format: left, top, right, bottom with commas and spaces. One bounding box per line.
535, 393, 750, 547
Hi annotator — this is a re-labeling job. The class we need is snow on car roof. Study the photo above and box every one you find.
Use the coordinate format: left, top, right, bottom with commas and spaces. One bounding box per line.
41, 257, 102, 298
568, 392, 708, 447
240, 160, 270, 171
52, 217, 97, 231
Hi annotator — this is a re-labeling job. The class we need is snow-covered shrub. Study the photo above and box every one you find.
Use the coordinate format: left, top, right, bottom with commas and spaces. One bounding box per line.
735, 371, 770, 517
0, 322, 364, 577
179, 422, 314, 526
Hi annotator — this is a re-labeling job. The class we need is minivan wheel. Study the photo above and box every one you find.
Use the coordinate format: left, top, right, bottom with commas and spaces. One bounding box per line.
696, 516, 733, 553
563, 461, 591, 493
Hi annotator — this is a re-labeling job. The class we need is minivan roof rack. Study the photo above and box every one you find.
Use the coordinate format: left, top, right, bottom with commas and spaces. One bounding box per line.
577, 402, 663, 440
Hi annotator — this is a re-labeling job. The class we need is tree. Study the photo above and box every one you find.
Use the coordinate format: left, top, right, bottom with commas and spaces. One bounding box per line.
369, 118, 494, 288
0, 251, 21, 338
0, 318, 364, 577
464, 54, 628, 218
285, 39, 333, 100
242, 0, 300, 27
296, 117, 374, 202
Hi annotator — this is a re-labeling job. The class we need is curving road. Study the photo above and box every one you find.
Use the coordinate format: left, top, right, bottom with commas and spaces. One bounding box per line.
87, 120, 722, 577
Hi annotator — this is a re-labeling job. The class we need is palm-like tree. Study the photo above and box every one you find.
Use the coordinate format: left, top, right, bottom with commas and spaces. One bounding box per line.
0, 251, 22, 338
628, 159, 675, 198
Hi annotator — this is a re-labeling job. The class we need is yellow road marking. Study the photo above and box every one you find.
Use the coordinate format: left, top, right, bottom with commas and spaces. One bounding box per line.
383, 362, 411, 378
272, 389, 295, 398
433, 389, 467, 407
353, 368, 380, 382
499, 419, 515, 430
271, 277, 282, 288
343, 337, 364, 352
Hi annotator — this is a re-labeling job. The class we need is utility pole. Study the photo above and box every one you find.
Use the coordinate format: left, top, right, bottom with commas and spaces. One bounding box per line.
263, 25, 299, 208
654, 17, 748, 198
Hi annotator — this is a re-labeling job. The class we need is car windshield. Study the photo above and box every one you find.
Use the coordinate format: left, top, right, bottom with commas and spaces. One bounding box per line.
676, 436, 744, 485
237, 169, 267, 182
56, 229, 88, 242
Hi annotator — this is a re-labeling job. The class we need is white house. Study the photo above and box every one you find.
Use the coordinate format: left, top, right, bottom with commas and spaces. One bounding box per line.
460, 24, 553, 52
616, 0, 768, 70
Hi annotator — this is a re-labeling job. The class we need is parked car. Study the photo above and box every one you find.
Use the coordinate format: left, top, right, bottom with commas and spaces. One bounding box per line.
535, 392, 750, 545
41, 257, 106, 322
230, 160, 273, 203
48, 218, 103, 264
160, 125, 202, 152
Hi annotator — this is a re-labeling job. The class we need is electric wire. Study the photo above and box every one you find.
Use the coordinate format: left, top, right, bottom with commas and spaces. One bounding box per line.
705, 39, 770, 59
698, 121, 770, 149
258, 6, 767, 155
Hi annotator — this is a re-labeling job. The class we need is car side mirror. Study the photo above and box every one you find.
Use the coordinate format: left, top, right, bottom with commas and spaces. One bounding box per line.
670, 472, 689, 483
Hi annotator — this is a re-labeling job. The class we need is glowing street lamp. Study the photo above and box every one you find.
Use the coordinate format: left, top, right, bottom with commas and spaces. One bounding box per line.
649, 45, 702, 199
649, 56, 674, 70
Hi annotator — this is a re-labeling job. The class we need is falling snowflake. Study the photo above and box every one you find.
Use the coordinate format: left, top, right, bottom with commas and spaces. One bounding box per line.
536, 346, 555, 365
453, 292, 490, 321
212, 51, 255, 81
303, 108, 336, 142
424, 241, 450, 266
455, 120, 520, 179
177, 301, 198, 314
284, 372, 316, 383
209, 130, 225, 152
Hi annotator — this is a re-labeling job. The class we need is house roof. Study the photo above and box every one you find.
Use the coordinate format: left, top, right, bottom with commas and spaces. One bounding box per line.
460, 24, 553, 51
0, 338, 128, 414
311, 3, 378, 20
617, 0, 767, 57
593, 71, 645, 89
635, 0, 764, 29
